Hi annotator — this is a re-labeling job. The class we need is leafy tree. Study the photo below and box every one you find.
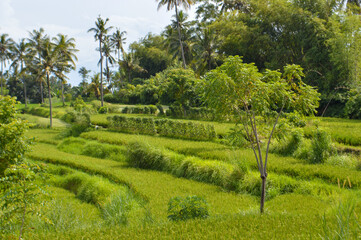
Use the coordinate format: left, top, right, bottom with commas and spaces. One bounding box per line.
88, 16, 113, 107
157, 0, 195, 68
0, 95, 30, 175
119, 51, 145, 83
0, 34, 14, 96
204, 56, 320, 213
87, 73, 103, 99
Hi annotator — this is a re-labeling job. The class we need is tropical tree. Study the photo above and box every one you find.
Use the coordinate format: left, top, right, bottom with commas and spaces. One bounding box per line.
101, 37, 116, 89
157, 0, 194, 69
119, 51, 145, 83
204, 56, 320, 213
87, 73, 102, 99
193, 25, 219, 75
53, 34, 78, 106
110, 28, 127, 63
0, 34, 14, 95
10, 39, 30, 106
88, 16, 113, 107
78, 66, 91, 96
28, 28, 48, 103
36, 39, 67, 128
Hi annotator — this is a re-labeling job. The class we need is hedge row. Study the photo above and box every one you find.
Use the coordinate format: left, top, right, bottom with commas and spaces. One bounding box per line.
108, 116, 216, 141
122, 105, 157, 115
166, 105, 216, 121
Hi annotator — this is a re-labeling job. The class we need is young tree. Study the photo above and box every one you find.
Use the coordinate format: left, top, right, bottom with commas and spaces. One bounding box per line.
157, 0, 194, 69
88, 16, 113, 107
204, 56, 320, 213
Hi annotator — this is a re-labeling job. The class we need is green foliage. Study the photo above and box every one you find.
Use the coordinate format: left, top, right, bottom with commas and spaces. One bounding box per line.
271, 129, 304, 156
345, 89, 361, 119
108, 115, 216, 141
102, 192, 135, 226
0, 163, 47, 236
72, 96, 88, 113
121, 105, 157, 115
98, 106, 108, 114
61, 112, 91, 137
167, 196, 209, 221
310, 129, 336, 164
0, 95, 30, 175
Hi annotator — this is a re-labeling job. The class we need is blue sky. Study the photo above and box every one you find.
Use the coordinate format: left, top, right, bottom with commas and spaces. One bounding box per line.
0, 0, 197, 86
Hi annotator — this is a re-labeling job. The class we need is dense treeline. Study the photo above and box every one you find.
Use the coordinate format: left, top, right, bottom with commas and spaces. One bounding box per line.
1, 0, 361, 117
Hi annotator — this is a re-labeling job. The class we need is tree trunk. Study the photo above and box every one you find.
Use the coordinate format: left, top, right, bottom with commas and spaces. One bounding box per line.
61, 81, 65, 106
19, 197, 27, 240
47, 72, 52, 128
99, 39, 104, 107
260, 175, 267, 214
22, 62, 27, 108
40, 81, 44, 104
1, 61, 3, 95
175, 5, 187, 69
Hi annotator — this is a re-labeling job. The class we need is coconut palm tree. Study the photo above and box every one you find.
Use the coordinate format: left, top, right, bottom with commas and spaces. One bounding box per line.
0, 34, 14, 95
87, 73, 103, 99
53, 34, 78, 106
28, 28, 48, 103
10, 39, 30, 106
88, 16, 113, 107
157, 0, 194, 69
110, 28, 127, 63
119, 51, 145, 83
36, 39, 67, 128
101, 37, 116, 89
78, 66, 91, 96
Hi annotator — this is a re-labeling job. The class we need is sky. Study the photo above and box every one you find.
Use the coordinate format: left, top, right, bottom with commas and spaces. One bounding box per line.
0, 0, 197, 86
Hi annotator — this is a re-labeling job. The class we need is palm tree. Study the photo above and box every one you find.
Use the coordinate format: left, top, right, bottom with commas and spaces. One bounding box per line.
88, 16, 113, 107
87, 73, 103, 99
0, 34, 14, 95
78, 66, 91, 96
119, 51, 145, 83
101, 37, 116, 89
28, 28, 48, 103
110, 28, 127, 63
157, 0, 194, 69
53, 34, 78, 106
36, 39, 66, 128
193, 26, 219, 75
10, 39, 30, 106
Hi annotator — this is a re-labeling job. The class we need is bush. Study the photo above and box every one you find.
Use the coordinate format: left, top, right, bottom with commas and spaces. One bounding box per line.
310, 129, 336, 164
108, 115, 216, 141
98, 106, 108, 114
167, 196, 209, 221
61, 113, 91, 137
345, 89, 361, 119
271, 129, 304, 156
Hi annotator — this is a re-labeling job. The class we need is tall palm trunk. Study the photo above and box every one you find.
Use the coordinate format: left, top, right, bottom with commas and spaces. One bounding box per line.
175, 4, 187, 69
39, 53, 44, 103
61, 81, 65, 106
21, 61, 27, 107
46, 72, 52, 128
99, 39, 104, 107
1, 61, 3, 95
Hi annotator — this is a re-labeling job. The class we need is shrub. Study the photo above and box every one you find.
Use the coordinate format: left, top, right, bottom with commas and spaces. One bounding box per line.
345, 89, 361, 119
156, 103, 164, 115
167, 196, 209, 221
98, 106, 108, 114
310, 129, 336, 164
271, 129, 304, 156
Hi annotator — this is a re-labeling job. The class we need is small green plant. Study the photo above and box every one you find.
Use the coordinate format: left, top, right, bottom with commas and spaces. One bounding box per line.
98, 106, 108, 114
167, 196, 209, 221
0, 163, 47, 238
310, 129, 335, 164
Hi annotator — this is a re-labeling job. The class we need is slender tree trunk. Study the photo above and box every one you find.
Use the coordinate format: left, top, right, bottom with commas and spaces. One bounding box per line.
40, 81, 44, 104
61, 81, 65, 106
99, 39, 104, 107
260, 175, 267, 214
21, 62, 27, 108
175, 5, 187, 69
1, 61, 3, 95
47, 72, 52, 128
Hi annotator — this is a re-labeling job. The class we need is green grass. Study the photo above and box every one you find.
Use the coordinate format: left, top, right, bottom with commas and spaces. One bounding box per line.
306, 117, 361, 146
25, 128, 63, 145
18, 113, 68, 129
81, 130, 361, 189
